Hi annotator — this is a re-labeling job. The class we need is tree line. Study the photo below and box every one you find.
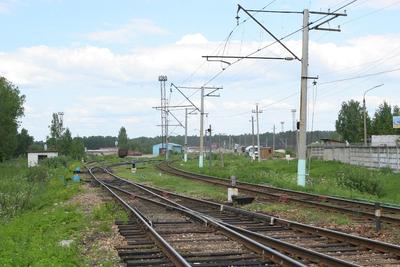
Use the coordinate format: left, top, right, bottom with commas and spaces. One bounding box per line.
335, 100, 400, 143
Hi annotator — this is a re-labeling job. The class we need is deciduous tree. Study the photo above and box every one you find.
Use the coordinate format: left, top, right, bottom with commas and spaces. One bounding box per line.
118, 127, 128, 149
335, 100, 366, 143
0, 77, 25, 161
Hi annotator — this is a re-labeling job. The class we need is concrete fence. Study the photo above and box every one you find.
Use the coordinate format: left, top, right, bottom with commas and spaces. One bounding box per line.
308, 145, 400, 171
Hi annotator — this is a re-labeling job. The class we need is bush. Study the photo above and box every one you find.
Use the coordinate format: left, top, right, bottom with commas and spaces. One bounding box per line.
27, 166, 49, 183
336, 168, 384, 197
41, 156, 69, 169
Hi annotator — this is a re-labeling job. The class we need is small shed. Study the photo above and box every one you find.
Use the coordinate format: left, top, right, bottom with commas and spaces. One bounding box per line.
28, 151, 58, 167
152, 143, 182, 156
259, 147, 273, 160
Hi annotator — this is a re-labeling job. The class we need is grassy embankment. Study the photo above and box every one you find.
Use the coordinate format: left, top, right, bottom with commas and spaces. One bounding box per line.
113, 161, 352, 226
0, 157, 127, 266
176, 154, 400, 205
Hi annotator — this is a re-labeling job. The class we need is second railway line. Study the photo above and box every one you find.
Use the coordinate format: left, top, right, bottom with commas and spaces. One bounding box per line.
92, 162, 400, 266
156, 161, 400, 225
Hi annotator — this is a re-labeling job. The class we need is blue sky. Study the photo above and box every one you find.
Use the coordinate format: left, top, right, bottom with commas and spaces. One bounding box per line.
1, 0, 399, 141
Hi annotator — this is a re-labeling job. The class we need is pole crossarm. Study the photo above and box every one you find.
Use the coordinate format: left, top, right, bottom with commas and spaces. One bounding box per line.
238, 4, 301, 61
152, 105, 194, 110
203, 55, 295, 62
167, 110, 184, 128
170, 83, 201, 112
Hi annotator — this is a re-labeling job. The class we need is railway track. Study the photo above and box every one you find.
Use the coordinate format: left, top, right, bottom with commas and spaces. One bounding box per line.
157, 162, 400, 225
88, 166, 305, 267
102, 165, 400, 266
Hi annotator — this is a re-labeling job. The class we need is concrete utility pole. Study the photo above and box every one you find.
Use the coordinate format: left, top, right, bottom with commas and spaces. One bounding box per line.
297, 9, 310, 187
250, 116, 255, 150
208, 4, 347, 187
199, 87, 205, 167
363, 84, 384, 146
291, 109, 297, 155
208, 125, 212, 168
169, 84, 221, 168
273, 125, 276, 152
291, 109, 296, 131
158, 75, 168, 160
252, 104, 262, 162
184, 108, 188, 162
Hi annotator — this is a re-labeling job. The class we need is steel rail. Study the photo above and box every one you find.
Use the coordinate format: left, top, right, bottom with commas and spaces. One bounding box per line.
104, 165, 400, 257
103, 168, 400, 266
158, 162, 400, 224
88, 167, 191, 267
103, 173, 360, 267
106, 163, 400, 255
96, 169, 307, 267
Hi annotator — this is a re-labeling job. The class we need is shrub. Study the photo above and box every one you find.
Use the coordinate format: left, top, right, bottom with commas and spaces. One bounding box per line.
27, 166, 49, 183
41, 156, 69, 169
336, 168, 384, 197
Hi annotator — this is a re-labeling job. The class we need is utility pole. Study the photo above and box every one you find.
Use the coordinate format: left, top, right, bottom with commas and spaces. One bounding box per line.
158, 75, 168, 159
170, 84, 221, 168
184, 108, 188, 162
363, 84, 384, 146
199, 87, 205, 167
272, 125, 276, 152
206, 4, 348, 186
252, 104, 262, 162
250, 116, 255, 151
297, 9, 310, 187
207, 125, 212, 168
291, 109, 297, 155
183, 108, 197, 162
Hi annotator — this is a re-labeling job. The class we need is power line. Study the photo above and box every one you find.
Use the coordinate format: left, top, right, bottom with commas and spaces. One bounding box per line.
319, 66, 400, 85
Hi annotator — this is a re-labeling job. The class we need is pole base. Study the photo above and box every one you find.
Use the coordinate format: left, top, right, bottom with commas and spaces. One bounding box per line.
297, 159, 306, 187
199, 154, 204, 168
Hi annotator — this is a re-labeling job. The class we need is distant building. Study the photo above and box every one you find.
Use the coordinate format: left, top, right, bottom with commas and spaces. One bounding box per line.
152, 143, 182, 156
319, 138, 345, 146
86, 147, 118, 156
28, 151, 58, 167
371, 135, 400, 147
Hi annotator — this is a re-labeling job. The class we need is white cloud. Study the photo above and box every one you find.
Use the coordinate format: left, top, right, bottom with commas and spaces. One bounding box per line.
87, 18, 169, 43
318, 0, 400, 10
3, 33, 400, 139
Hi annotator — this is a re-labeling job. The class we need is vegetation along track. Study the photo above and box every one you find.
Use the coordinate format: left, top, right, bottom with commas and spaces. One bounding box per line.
157, 162, 400, 225
88, 166, 306, 267
104, 165, 400, 266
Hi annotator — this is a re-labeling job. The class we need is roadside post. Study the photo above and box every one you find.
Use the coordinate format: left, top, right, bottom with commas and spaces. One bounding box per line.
375, 202, 381, 232
227, 175, 238, 202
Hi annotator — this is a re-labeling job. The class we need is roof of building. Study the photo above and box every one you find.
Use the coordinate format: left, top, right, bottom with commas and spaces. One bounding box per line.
153, 143, 182, 147
27, 150, 58, 153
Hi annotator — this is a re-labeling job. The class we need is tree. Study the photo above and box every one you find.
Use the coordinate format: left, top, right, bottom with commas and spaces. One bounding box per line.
59, 128, 72, 155
335, 100, 366, 143
371, 101, 394, 135
70, 137, 85, 160
118, 127, 128, 149
14, 128, 33, 157
47, 113, 64, 150
0, 77, 25, 161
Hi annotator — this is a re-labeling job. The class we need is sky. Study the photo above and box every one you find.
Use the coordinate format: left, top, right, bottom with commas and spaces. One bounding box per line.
1, 0, 400, 141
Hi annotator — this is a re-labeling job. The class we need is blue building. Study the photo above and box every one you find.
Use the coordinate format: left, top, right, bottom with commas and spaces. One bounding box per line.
152, 143, 183, 156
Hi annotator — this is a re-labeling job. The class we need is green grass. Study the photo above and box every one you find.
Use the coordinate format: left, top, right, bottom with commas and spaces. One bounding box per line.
114, 164, 227, 202
0, 157, 128, 266
113, 160, 356, 226
244, 202, 351, 226
175, 154, 400, 205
